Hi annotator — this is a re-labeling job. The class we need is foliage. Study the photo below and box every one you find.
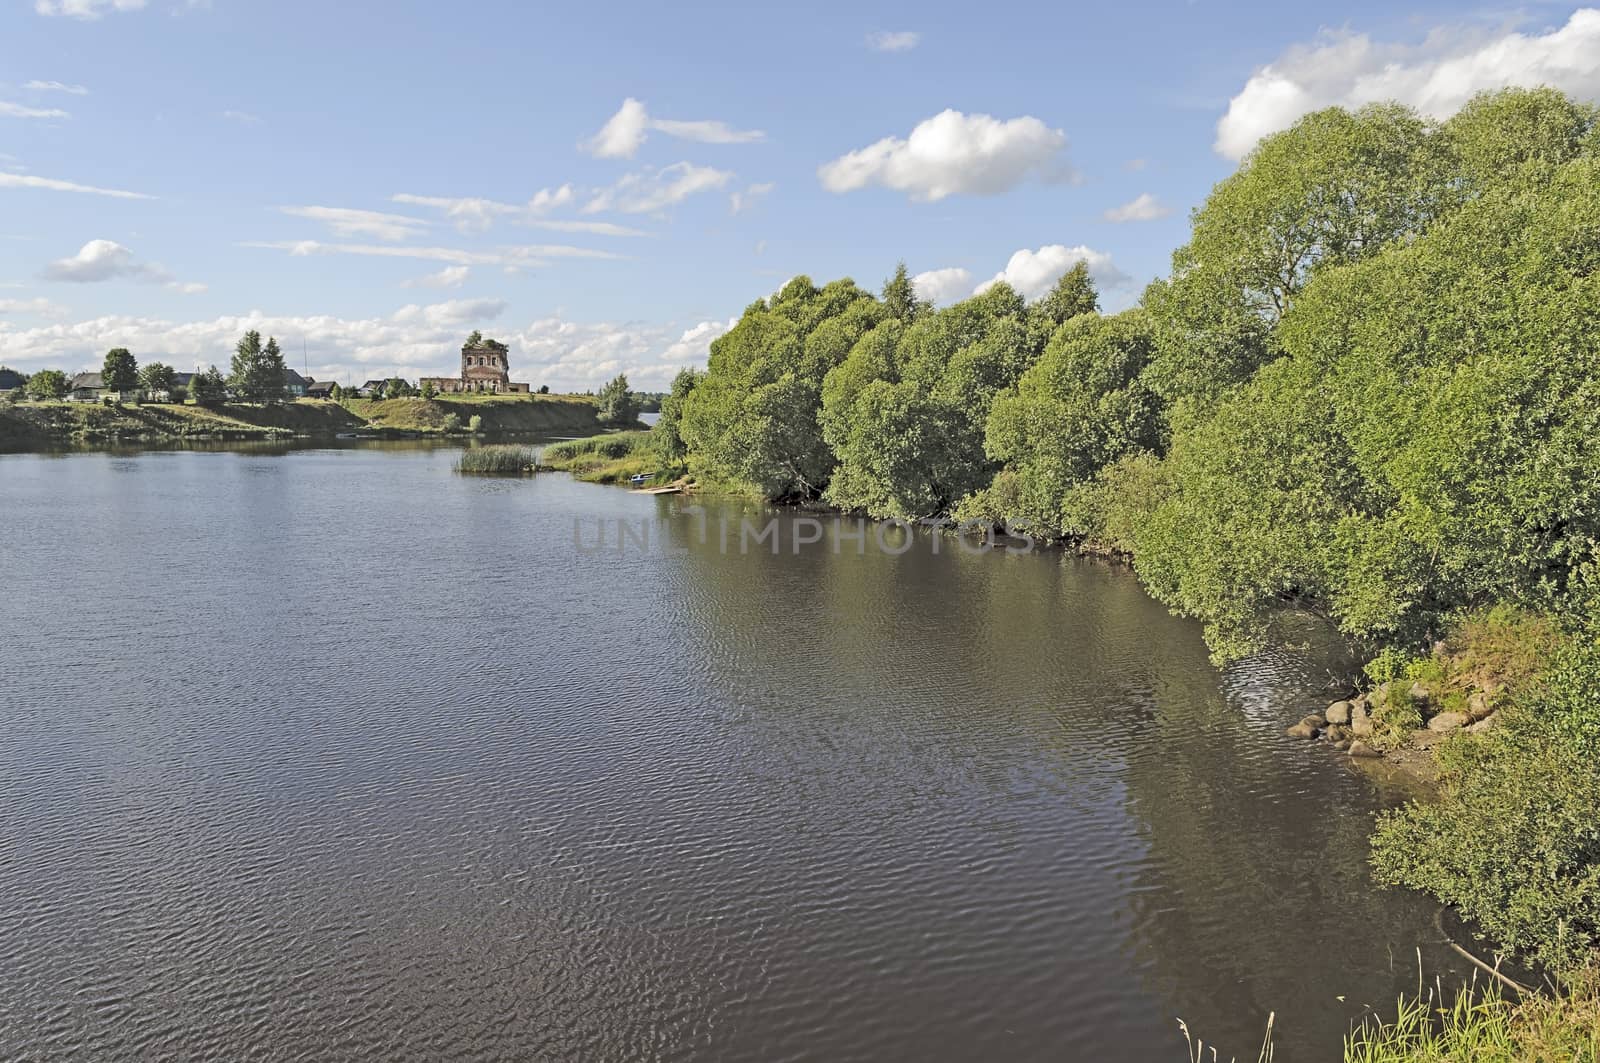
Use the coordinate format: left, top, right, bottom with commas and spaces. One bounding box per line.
189, 366, 228, 405
25, 369, 68, 401
652, 367, 700, 460
1373, 636, 1600, 972
102, 348, 139, 394
467, 414, 483, 433
882, 261, 929, 323
229, 331, 288, 402
597, 372, 638, 426
420, 379, 436, 400
441, 412, 461, 433
138, 362, 177, 395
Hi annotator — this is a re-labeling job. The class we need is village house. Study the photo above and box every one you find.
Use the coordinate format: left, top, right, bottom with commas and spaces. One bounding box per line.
306, 379, 337, 398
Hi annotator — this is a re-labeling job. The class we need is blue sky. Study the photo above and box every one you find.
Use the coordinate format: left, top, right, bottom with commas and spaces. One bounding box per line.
2, 0, 1598, 389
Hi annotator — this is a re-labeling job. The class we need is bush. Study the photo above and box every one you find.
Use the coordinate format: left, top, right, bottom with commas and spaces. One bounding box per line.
467, 414, 483, 434
1372, 635, 1600, 973
441, 413, 461, 433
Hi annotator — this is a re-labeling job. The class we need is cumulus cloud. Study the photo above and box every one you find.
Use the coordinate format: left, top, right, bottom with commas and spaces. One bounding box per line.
975, 244, 1127, 300
35, 0, 145, 18
0, 304, 739, 392
391, 297, 507, 328
730, 181, 775, 214
0, 101, 71, 119
41, 239, 204, 293
818, 109, 1073, 201
866, 30, 920, 52
1103, 192, 1171, 222
1216, 8, 1600, 159
0, 172, 153, 199
280, 206, 429, 242
582, 97, 764, 158
911, 267, 974, 306
244, 239, 626, 269
582, 162, 734, 214
402, 265, 470, 289
24, 80, 88, 95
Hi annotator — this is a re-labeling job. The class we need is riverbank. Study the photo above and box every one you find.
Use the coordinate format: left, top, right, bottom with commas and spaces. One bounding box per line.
0, 393, 605, 449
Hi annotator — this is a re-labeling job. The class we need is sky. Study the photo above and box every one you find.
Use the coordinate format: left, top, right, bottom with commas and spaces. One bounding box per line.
2, 0, 1598, 390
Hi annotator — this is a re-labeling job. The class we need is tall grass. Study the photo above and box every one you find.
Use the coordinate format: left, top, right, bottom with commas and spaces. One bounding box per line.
1178, 1012, 1273, 1063
541, 430, 653, 462
454, 444, 536, 475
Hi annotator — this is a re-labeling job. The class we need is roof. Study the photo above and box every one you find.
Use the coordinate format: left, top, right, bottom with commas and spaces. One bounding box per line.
306, 379, 337, 394
283, 368, 310, 388
70, 372, 103, 390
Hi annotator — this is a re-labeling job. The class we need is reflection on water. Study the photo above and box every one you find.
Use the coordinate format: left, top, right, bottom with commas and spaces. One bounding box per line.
0, 446, 1456, 1061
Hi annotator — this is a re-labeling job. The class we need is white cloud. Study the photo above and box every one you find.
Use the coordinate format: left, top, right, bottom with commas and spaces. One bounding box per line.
34, 0, 145, 18
1216, 9, 1600, 159
402, 266, 470, 289
583, 162, 734, 214
975, 244, 1128, 300
582, 97, 764, 158
1104, 192, 1172, 223
0, 305, 738, 391
0, 172, 153, 199
911, 267, 974, 306
23, 80, 88, 95
0, 101, 70, 120
866, 30, 920, 52
391, 187, 592, 233
0, 297, 65, 316
392, 297, 507, 328
818, 109, 1073, 201
222, 110, 262, 125
730, 181, 775, 214
280, 205, 429, 242
243, 239, 626, 269
41, 239, 205, 293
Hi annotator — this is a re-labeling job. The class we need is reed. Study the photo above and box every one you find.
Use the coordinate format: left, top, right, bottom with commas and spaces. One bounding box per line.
454, 444, 536, 475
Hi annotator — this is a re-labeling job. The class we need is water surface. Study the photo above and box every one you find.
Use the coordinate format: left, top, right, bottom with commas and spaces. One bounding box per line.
0, 446, 1453, 1061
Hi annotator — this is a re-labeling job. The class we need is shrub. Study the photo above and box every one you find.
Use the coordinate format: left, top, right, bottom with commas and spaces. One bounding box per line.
468, 414, 483, 434
1372, 636, 1600, 973
441, 413, 461, 433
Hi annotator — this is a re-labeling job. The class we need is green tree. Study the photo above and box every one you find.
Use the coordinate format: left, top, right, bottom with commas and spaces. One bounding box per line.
102, 348, 139, 394
420, 379, 437, 400
26, 369, 68, 401
1029, 262, 1099, 332
652, 368, 700, 460
467, 414, 483, 434
139, 362, 177, 397
597, 373, 638, 426
538, 384, 550, 394
229, 331, 288, 402
882, 261, 928, 322
189, 365, 228, 405
464, 330, 483, 348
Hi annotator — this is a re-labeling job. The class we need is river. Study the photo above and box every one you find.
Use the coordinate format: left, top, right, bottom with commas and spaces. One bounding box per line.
0, 443, 1455, 1061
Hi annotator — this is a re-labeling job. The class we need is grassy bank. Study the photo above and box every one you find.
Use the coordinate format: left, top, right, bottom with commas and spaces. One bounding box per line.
0, 393, 605, 449
346, 393, 603, 435
1343, 971, 1600, 1062
540, 430, 676, 484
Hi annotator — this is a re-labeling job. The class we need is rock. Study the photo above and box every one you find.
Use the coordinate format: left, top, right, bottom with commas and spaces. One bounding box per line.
1326, 724, 1353, 743
1326, 700, 1352, 726
1303, 713, 1327, 730
1286, 720, 1320, 740
1427, 711, 1470, 733
1372, 682, 1392, 706
1348, 741, 1380, 758
1331, 739, 1351, 751
1466, 712, 1498, 734
1409, 682, 1433, 711
1467, 691, 1492, 720
1350, 703, 1374, 737
1410, 728, 1450, 750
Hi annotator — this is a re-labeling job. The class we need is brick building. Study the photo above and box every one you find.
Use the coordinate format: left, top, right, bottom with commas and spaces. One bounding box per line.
422, 336, 532, 395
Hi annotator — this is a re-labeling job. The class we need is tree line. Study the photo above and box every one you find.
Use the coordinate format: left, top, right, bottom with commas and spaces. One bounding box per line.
7, 330, 293, 404
649, 87, 1600, 975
